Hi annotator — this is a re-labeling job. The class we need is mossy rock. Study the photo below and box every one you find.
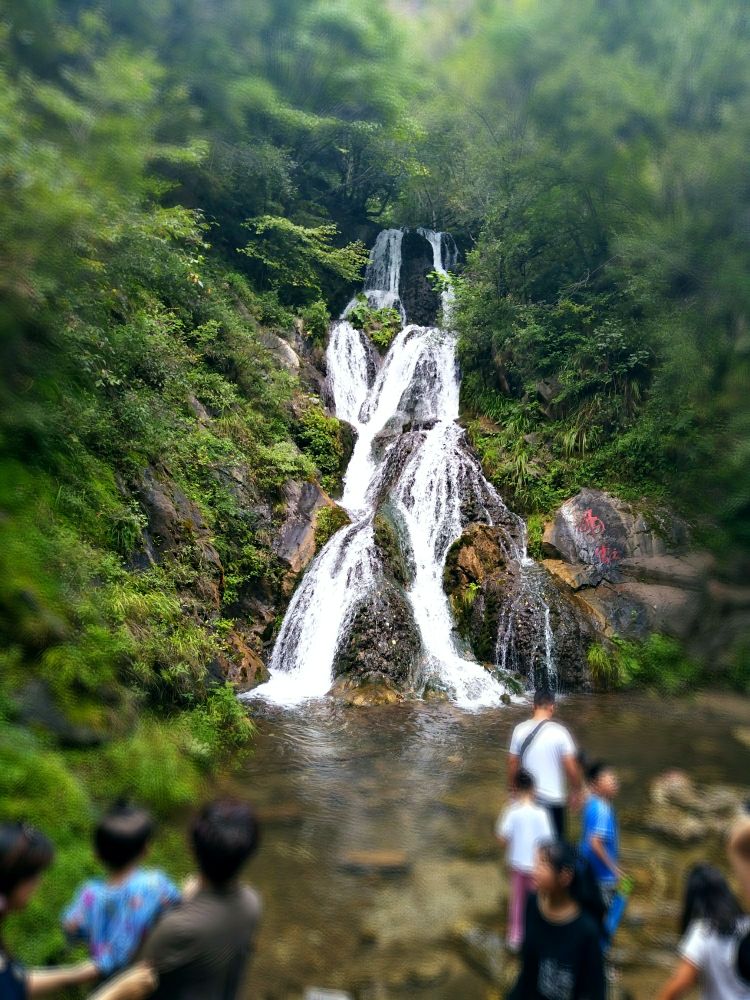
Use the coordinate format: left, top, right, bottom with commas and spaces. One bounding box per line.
335, 580, 422, 689
314, 503, 351, 549
373, 503, 413, 587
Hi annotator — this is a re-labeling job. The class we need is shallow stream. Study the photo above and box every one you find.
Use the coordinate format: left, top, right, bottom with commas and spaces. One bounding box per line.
237, 693, 750, 999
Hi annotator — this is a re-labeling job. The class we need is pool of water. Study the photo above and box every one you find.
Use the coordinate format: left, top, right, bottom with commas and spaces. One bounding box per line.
237, 693, 750, 999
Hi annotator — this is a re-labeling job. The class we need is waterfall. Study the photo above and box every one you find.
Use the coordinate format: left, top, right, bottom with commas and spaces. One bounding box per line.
495, 560, 558, 692
251, 228, 539, 708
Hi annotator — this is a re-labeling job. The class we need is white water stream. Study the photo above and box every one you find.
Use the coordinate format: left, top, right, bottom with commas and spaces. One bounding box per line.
251, 229, 552, 708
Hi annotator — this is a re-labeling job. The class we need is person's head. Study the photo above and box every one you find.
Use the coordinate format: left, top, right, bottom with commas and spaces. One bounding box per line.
515, 768, 535, 798
191, 799, 259, 887
680, 863, 742, 937
95, 802, 154, 873
0, 822, 54, 919
533, 688, 555, 716
586, 761, 619, 800
533, 841, 606, 927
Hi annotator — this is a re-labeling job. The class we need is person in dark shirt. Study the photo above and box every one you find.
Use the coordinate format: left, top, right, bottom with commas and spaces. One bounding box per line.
90, 798, 261, 1000
0, 822, 98, 998
508, 841, 606, 1000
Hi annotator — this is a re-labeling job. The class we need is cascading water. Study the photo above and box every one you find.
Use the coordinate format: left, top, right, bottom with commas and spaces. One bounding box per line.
251, 228, 549, 708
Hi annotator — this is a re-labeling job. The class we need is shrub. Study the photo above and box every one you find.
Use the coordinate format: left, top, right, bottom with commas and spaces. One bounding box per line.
314, 505, 351, 548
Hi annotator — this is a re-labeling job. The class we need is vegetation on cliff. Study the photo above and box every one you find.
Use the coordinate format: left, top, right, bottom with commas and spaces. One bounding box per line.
2, 0, 750, 963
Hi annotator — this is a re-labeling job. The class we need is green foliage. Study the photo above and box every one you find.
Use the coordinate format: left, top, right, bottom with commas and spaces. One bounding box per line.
526, 514, 547, 561
348, 295, 402, 352
587, 635, 702, 694
450, 582, 480, 639
300, 299, 331, 345
314, 505, 351, 549
295, 402, 351, 495
398, 0, 750, 566
240, 217, 368, 304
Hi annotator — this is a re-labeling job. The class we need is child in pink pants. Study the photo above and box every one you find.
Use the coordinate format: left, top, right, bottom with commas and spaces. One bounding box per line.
496, 769, 555, 951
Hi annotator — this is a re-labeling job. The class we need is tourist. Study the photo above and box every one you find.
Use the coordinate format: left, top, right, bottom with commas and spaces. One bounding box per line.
727, 814, 750, 987
496, 769, 555, 953
508, 688, 582, 839
656, 862, 750, 999
88, 798, 262, 1000
63, 802, 181, 980
0, 821, 99, 997
579, 762, 621, 912
508, 841, 606, 999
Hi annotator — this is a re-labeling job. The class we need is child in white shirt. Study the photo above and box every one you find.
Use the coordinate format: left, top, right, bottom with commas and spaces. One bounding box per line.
496, 768, 555, 951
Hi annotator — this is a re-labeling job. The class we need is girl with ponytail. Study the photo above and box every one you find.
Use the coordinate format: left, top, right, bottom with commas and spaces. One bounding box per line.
509, 841, 606, 999
0, 822, 98, 997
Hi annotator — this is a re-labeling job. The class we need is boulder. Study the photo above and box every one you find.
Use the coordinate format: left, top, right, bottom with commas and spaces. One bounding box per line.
218, 627, 269, 692
273, 480, 335, 575
259, 330, 301, 373
443, 525, 592, 690
569, 579, 704, 642
542, 488, 688, 572
373, 503, 414, 587
640, 771, 747, 844
334, 580, 423, 692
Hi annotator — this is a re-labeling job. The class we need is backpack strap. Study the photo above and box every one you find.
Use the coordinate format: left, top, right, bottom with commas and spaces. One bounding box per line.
518, 718, 551, 765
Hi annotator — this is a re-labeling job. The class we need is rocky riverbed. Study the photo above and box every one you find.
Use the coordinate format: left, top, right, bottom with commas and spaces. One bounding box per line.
234, 693, 750, 999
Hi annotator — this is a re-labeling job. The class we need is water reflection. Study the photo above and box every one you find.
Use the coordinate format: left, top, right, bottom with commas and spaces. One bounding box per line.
240, 695, 750, 999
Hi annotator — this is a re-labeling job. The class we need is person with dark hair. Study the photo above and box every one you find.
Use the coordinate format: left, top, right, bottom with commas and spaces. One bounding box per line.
508, 841, 606, 999
62, 802, 180, 980
92, 799, 261, 1000
0, 821, 99, 997
580, 762, 622, 910
508, 689, 582, 839
496, 770, 554, 952
729, 814, 750, 988
657, 863, 750, 1000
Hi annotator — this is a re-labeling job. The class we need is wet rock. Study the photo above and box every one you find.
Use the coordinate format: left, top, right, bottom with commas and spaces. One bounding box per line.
218, 628, 269, 692
328, 675, 404, 706
569, 579, 704, 642
303, 990, 353, 1000
453, 923, 509, 986
334, 580, 423, 692
399, 229, 441, 326
641, 771, 747, 844
274, 480, 335, 576
373, 503, 414, 587
443, 526, 593, 690
543, 559, 598, 591
338, 850, 411, 875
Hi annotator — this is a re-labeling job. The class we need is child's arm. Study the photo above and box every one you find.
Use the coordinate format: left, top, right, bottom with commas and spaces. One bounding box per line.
27, 961, 99, 996
588, 833, 622, 880
86, 963, 157, 1000
656, 959, 699, 1000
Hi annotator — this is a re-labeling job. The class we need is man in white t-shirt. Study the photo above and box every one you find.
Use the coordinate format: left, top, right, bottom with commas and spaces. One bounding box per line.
507, 688, 582, 839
